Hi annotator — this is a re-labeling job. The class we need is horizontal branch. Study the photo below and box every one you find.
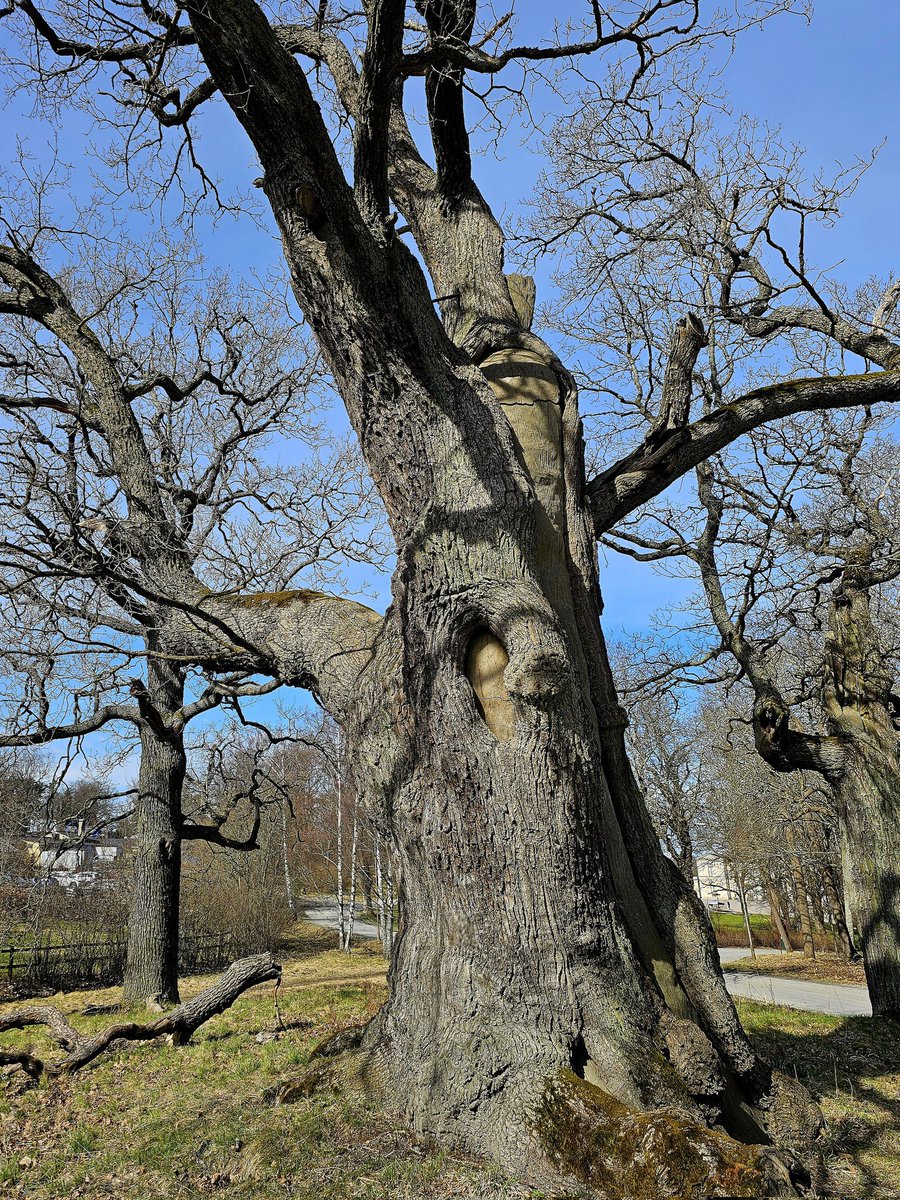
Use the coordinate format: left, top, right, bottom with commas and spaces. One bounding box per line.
400, 0, 670, 76
180, 821, 259, 850
752, 693, 846, 782
160, 588, 384, 723
587, 370, 900, 534
0, 953, 281, 1078
734, 304, 900, 372
0, 703, 142, 747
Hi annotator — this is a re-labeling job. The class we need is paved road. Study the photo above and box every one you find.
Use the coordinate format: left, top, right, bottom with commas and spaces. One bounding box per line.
303, 898, 379, 940
723, 969, 871, 1016
302, 903, 872, 1017
718, 947, 783, 964
717, 947, 871, 1015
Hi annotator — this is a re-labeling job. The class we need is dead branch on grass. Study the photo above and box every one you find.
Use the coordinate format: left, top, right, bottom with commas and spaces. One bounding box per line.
0, 953, 280, 1079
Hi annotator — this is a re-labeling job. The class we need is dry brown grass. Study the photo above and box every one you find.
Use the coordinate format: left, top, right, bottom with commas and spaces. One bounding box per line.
725, 951, 868, 987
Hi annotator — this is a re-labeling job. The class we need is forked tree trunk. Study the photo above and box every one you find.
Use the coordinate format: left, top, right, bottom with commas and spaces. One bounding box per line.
122, 660, 186, 1007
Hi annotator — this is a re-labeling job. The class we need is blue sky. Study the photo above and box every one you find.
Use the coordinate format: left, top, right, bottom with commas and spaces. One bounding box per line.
1, 1, 898, 782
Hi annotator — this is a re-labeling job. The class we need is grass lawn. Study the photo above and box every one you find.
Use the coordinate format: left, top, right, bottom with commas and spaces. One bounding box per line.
737, 998, 900, 1197
1, 923, 897, 1198
725, 952, 868, 988
710, 911, 772, 933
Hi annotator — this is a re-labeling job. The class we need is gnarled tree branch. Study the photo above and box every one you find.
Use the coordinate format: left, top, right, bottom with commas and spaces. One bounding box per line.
0, 953, 281, 1078
160, 589, 384, 723
587, 370, 900, 534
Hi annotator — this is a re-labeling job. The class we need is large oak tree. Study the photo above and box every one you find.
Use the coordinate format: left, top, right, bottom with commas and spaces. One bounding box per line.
2, 2, 898, 1195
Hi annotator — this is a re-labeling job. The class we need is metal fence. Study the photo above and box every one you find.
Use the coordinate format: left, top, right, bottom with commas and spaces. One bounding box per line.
1, 930, 233, 995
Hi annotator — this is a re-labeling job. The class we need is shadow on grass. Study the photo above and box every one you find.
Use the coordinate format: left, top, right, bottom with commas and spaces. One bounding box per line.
739, 1003, 900, 1197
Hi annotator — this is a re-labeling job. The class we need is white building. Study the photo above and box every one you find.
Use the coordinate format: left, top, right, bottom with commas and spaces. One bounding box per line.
25, 821, 129, 888
692, 853, 767, 915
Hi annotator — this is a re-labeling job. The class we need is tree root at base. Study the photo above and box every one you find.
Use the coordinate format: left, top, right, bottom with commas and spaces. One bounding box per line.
277, 1037, 818, 1200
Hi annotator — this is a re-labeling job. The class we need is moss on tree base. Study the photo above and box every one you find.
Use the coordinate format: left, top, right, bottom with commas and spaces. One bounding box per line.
279, 1042, 814, 1200
534, 1069, 803, 1199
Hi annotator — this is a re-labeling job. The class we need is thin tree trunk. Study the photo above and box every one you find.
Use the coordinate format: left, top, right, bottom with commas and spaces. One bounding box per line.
385, 856, 395, 957
280, 793, 298, 920
335, 776, 347, 952
786, 829, 816, 960
343, 793, 358, 953
806, 856, 827, 945
374, 835, 386, 951
122, 660, 186, 1006
764, 878, 792, 952
821, 859, 853, 961
737, 872, 757, 961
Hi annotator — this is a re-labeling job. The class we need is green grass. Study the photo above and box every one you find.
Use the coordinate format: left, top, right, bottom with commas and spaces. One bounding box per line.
736, 999, 900, 1197
709, 911, 772, 932
0, 927, 522, 1200
0, 979, 524, 1199
0, 929, 897, 1198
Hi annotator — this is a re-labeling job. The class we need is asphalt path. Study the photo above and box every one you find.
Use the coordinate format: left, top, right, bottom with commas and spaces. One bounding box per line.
304, 898, 379, 940
303, 903, 872, 1017
718, 946, 871, 1016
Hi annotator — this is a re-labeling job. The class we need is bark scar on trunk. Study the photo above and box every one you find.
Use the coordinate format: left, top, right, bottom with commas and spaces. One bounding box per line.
465, 628, 514, 741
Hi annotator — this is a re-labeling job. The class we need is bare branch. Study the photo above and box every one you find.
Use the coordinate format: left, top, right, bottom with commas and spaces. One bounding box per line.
0, 702, 141, 746
587, 370, 900, 533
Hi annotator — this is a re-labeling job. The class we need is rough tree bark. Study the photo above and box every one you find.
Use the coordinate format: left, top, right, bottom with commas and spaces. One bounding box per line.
122, 658, 187, 1006
822, 568, 900, 1011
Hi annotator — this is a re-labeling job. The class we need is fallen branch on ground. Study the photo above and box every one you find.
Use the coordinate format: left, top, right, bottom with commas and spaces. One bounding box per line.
0, 953, 281, 1079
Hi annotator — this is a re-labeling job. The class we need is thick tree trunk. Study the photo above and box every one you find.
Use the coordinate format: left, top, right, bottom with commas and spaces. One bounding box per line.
122, 661, 186, 1006
833, 747, 900, 1013
304, 352, 818, 1197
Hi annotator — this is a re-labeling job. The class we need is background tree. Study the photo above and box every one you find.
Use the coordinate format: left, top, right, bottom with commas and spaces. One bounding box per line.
536, 89, 900, 1014
3, 2, 899, 1194
0, 207, 382, 1003
613, 640, 707, 883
